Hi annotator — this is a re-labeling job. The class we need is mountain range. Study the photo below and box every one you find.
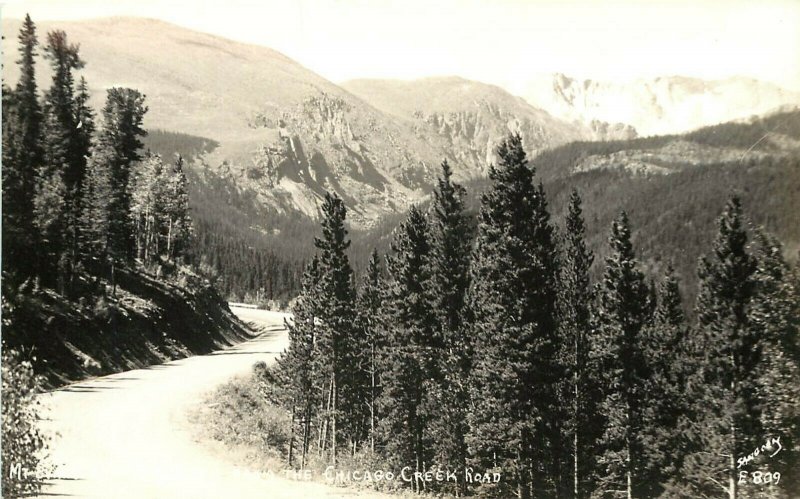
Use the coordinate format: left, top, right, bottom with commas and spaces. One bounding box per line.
0, 17, 586, 227
523, 72, 800, 137
4, 17, 798, 229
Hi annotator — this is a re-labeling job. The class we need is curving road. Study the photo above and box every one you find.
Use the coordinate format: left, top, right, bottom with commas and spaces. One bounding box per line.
35, 307, 391, 498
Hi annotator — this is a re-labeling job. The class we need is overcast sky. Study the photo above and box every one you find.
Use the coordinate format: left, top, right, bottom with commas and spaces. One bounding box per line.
3, 0, 799, 92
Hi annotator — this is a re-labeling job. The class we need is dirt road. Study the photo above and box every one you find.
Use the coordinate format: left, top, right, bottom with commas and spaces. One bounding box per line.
35, 307, 391, 498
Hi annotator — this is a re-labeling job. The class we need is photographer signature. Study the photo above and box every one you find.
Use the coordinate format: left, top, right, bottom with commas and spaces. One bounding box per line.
737, 436, 782, 469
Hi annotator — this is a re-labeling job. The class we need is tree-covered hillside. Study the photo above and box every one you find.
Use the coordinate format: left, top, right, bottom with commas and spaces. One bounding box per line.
169, 110, 800, 307
1, 16, 246, 387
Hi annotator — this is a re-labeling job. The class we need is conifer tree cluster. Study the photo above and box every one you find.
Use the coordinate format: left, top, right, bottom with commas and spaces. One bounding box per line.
2, 15, 192, 298
274, 133, 799, 499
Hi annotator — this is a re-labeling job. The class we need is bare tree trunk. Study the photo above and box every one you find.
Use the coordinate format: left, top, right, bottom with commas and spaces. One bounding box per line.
320, 379, 333, 456
331, 374, 337, 467
627, 468, 632, 499
574, 425, 579, 499
167, 217, 173, 260
301, 403, 311, 468
729, 421, 737, 499
729, 356, 737, 499
111, 260, 117, 297
519, 443, 524, 499
626, 399, 633, 499
153, 219, 159, 260
574, 344, 580, 499
144, 210, 150, 262
370, 343, 376, 454
415, 441, 421, 494
288, 405, 296, 467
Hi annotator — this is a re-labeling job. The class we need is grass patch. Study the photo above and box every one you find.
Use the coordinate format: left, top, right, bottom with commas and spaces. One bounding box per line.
190, 366, 428, 498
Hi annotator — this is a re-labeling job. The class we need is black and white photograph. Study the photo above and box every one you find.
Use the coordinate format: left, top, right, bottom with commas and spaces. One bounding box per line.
1, 0, 799, 497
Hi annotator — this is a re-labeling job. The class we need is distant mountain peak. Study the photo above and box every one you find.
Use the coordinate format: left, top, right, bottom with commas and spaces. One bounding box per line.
523, 73, 800, 136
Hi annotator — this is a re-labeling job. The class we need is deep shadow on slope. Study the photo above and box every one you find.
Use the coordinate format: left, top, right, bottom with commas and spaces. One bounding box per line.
3, 267, 253, 387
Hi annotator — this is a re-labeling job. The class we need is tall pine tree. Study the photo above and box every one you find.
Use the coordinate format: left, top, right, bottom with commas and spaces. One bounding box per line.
80, 88, 147, 292
37, 30, 87, 289
594, 211, 651, 499
558, 189, 602, 499
745, 230, 799, 497
378, 205, 436, 493
312, 193, 358, 465
686, 196, 760, 499
640, 265, 694, 498
421, 160, 473, 495
467, 133, 561, 498
2, 15, 43, 281
354, 250, 384, 454
276, 256, 322, 469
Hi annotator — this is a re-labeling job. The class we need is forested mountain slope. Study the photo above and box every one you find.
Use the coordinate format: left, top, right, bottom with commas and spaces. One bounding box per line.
145, 111, 800, 305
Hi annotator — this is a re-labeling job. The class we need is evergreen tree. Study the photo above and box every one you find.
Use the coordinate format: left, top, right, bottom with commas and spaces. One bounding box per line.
79, 148, 114, 268
80, 88, 147, 291
2, 15, 43, 280
558, 189, 602, 499
420, 160, 472, 495
467, 133, 561, 498
312, 193, 358, 464
276, 257, 322, 468
593, 211, 651, 499
162, 156, 192, 261
685, 196, 760, 499
427, 160, 472, 345
32, 162, 68, 287
37, 29, 85, 288
101, 88, 147, 261
640, 265, 693, 497
73, 76, 95, 172
14, 15, 44, 172
41, 30, 84, 190
378, 205, 436, 493
101, 88, 147, 263
747, 231, 800, 497
354, 250, 384, 454
129, 154, 167, 263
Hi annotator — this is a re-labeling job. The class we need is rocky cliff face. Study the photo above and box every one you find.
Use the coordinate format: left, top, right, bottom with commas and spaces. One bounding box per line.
412, 102, 580, 178
524, 73, 800, 137
342, 77, 603, 177
239, 93, 436, 227
223, 77, 596, 227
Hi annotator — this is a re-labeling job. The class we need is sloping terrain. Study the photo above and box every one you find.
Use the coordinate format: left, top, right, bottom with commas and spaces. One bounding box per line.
2, 267, 251, 387
532, 108, 800, 182
523, 73, 800, 136
1, 17, 586, 228
529, 109, 800, 306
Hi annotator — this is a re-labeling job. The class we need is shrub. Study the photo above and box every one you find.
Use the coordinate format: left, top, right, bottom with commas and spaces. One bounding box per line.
1, 347, 48, 497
